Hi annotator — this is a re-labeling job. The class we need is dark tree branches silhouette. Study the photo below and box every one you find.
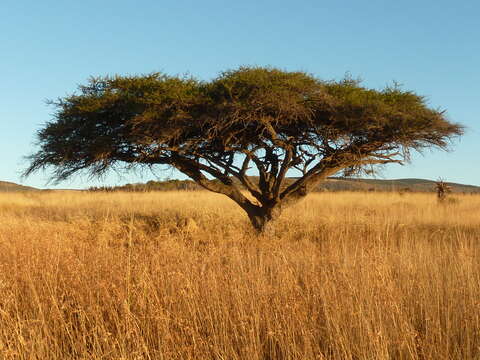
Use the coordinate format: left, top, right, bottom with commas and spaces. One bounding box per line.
25, 67, 463, 231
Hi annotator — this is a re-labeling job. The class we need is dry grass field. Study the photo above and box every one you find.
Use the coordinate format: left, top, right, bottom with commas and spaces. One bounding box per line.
0, 190, 479, 359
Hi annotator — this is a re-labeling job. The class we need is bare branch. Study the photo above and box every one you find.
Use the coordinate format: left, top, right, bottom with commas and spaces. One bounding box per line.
272, 146, 293, 198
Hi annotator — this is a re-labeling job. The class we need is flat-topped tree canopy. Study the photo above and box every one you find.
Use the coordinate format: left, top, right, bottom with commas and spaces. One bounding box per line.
25, 66, 463, 231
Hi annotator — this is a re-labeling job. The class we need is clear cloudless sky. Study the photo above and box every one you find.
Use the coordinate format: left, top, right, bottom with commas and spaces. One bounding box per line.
1, 0, 479, 189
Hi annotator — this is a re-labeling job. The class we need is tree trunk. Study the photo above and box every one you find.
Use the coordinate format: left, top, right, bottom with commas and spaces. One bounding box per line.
245, 205, 282, 233
238, 190, 309, 233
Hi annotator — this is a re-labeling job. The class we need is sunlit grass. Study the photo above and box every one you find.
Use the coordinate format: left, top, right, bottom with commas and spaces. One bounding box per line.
0, 190, 479, 359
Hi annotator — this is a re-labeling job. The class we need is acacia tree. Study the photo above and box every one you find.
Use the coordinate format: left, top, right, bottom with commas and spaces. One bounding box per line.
25, 67, 463, 231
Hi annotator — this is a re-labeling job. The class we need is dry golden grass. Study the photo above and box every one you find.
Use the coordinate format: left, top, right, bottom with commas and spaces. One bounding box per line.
0, 190, 479, 359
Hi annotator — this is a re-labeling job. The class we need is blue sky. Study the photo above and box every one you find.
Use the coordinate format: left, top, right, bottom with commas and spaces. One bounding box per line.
1, 0, 479, 189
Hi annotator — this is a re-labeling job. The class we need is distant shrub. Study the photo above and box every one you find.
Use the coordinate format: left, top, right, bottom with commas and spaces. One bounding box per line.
88, 180, 200, 192
435, 179, 452, 203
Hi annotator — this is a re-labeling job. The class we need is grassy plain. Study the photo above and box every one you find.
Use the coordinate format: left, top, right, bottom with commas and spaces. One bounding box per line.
0, 190, 479, 359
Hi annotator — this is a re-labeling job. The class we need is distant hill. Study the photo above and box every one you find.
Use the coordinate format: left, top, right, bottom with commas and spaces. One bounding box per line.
318, 178, 480, 193
89, 177, 480, 194
3, 178, 478, 194
0, 181, 39, 192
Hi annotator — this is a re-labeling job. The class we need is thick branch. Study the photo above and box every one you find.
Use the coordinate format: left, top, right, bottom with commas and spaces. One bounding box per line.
200, 154, 263, 202
281, 152, 401, 201
170, 155, 260, 214
264, 147, 279, 195
272, 146, 293, 198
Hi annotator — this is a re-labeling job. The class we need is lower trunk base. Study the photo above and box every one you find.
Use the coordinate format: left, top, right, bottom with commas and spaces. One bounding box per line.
243, 194, 307, 234
248, 210, 279, 234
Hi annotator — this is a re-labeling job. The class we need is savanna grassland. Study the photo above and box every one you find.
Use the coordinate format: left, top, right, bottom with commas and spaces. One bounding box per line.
0, 190, 479, 360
